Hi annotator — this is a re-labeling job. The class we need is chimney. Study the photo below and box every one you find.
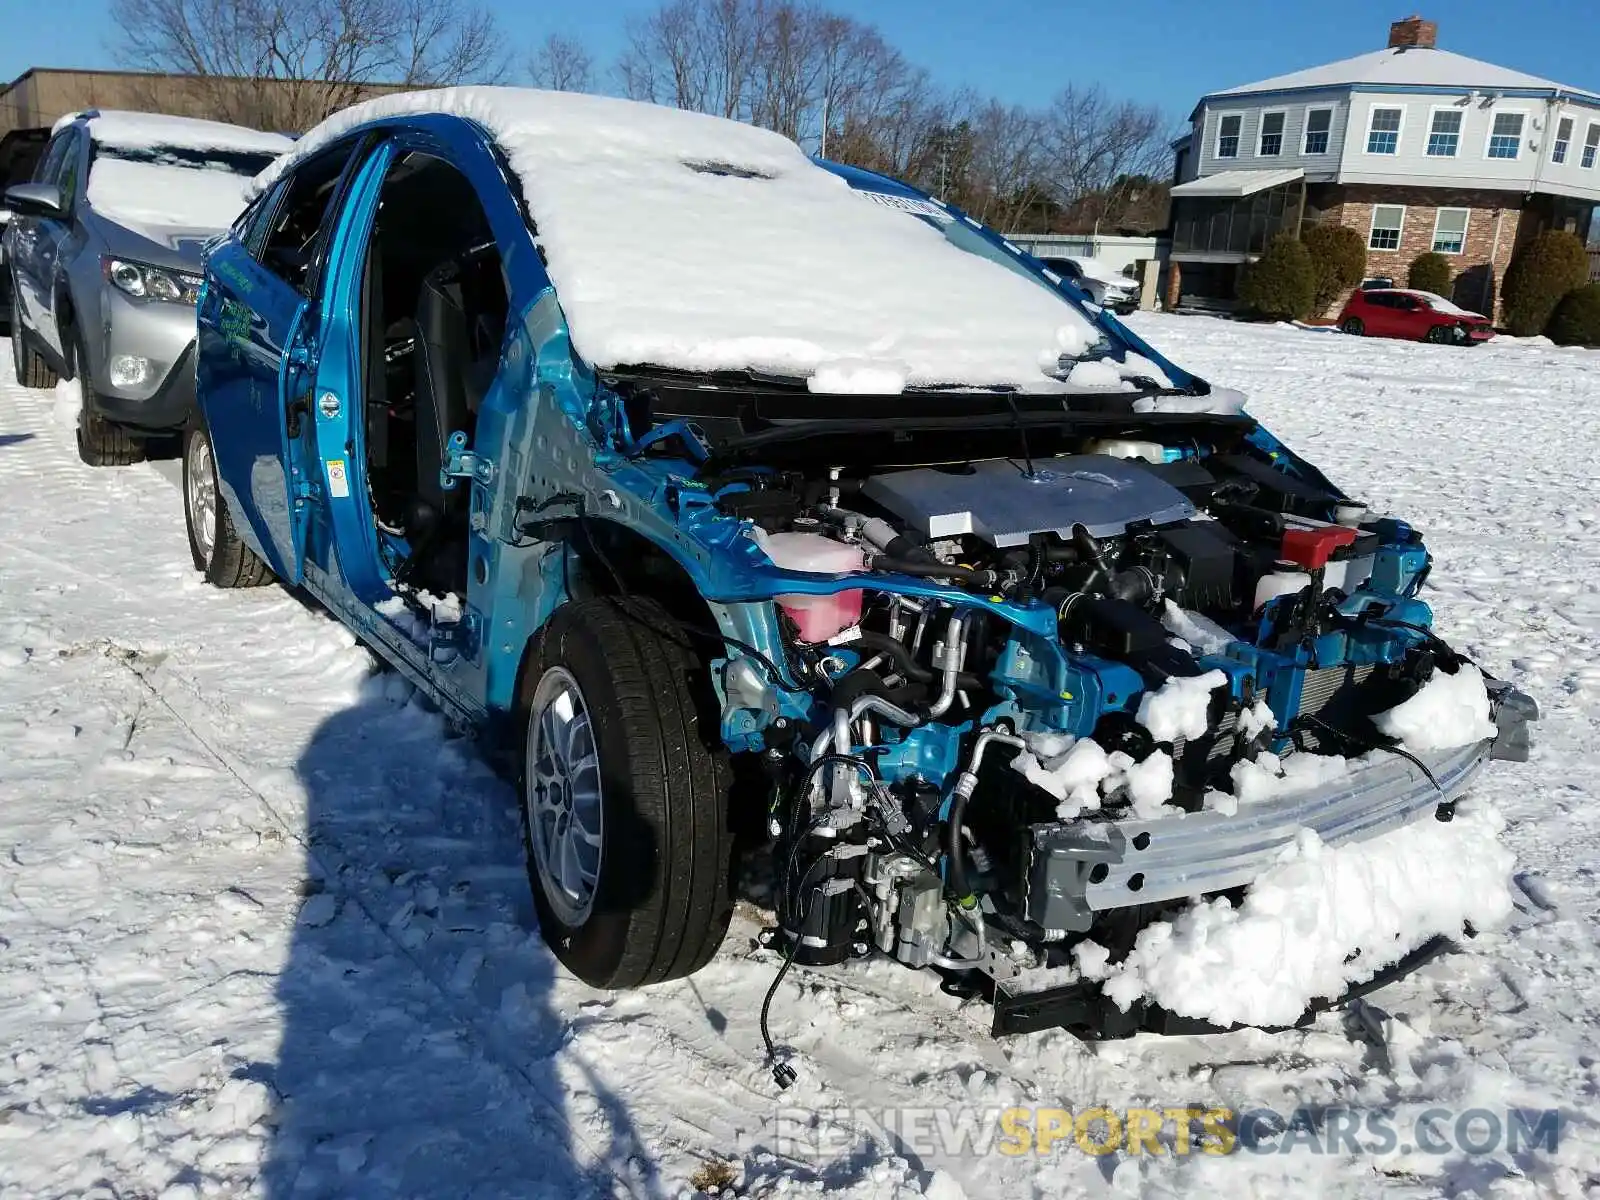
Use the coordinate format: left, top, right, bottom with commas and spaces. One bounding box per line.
1388, 14, 1438, 49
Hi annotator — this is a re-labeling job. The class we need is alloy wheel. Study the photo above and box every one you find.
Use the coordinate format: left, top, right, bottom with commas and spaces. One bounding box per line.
186, 432, 218, 564
525, 666, 605, 926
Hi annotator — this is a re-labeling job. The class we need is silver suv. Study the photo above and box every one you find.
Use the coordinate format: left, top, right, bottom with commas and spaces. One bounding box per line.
4, 110, 290, 464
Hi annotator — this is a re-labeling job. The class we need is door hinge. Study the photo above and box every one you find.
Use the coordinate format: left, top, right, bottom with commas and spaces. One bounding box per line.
441, 429, 494, 490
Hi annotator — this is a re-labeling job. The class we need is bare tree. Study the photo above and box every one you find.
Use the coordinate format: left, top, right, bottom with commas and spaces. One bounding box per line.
1042, 85, 1174, 231
110, 0, 509, 131
528, 33, 594, 93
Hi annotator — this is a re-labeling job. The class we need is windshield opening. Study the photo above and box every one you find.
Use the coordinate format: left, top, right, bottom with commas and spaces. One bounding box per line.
94, 142, 280, 178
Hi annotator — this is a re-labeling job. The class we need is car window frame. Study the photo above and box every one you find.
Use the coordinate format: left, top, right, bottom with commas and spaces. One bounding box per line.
254, 132, 383, 300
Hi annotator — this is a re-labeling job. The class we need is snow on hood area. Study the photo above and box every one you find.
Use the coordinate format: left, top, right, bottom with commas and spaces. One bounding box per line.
254, 87, 1119, 393
87, 159, 259, 238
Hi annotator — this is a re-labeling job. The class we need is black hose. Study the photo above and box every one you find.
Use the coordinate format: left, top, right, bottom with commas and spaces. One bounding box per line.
944, 788, 976, 902
868, 555, 997, 587
851, 631, 984, 691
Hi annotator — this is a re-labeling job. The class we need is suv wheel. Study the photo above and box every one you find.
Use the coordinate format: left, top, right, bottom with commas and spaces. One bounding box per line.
183, 418, 272, 587
10, 320, 59, 389
518, 597, 736, 988
71, 332, 144, 466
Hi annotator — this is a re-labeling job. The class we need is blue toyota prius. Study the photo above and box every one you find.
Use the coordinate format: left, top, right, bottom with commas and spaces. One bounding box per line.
188, 86, 1534, 1043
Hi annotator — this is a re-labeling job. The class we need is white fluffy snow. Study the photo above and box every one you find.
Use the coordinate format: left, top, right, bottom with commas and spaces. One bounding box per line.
1100, 801, 1516, 1027
6, 311, 1600, 1197
1374, 663, 1499, 751
252, 87, 1122, 392
87, 159, 261, 234
58, 109, 294, 156
1135, 668, 1228, 743
1011, 739, 1177, 819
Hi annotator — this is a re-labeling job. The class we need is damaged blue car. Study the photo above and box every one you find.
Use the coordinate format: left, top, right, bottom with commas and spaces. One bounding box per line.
187, 88, 1536, 1052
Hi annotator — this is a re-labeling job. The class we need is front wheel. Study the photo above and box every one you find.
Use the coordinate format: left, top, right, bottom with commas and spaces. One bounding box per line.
1340, 317, 1365, 336
72, 331, 144, 466
518, 597, 736, 989
183, 418, 273, 587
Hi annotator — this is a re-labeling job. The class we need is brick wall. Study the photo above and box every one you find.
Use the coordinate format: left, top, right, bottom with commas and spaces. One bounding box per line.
1309, 184, 1526, 320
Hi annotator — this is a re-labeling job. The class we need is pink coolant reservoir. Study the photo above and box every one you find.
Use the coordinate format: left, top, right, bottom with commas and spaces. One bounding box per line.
759, 531, 867, 642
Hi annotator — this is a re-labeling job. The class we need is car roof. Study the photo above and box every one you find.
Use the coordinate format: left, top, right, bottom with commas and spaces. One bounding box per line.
251, 86, 1131, 394
54, 109, 292, 157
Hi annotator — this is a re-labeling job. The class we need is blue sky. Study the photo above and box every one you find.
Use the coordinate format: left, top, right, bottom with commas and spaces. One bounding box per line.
5, 0, 1597, 125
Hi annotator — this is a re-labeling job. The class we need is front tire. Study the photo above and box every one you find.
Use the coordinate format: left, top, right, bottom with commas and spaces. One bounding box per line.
183, 418, 272, 587
10, 318, 59, 389
518, 597, 736, 989
71, 331, 144, 466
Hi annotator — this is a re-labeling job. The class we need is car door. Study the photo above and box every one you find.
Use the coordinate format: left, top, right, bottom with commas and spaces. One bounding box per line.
195, 138, 369, 583
10, 127, 77, 353
1364, 293, 1398, 337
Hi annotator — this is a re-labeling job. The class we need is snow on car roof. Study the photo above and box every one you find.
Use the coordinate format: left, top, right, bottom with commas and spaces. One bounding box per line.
254, 86, 1114, 393
55, 109, 294, 157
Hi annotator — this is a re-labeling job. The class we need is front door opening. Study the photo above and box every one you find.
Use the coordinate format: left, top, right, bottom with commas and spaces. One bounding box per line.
360, 151, 509, 600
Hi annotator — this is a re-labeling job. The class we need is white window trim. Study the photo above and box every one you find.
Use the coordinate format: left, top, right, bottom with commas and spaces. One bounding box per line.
1214, 111, 1244, 160
1369, 203, 1406, 250
1258, 109, 1287, 157
1483, 108, 1529, 161
1302, 106, 1333, 154
1583, 121, 1600, 169
1364, 103, 1406, 156
1432, 207, 1470, 255
1551, 114, 1574, 165
1424, 104, 1464, 158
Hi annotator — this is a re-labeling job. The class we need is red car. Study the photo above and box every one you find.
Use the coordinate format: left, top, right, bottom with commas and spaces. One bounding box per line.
1338, 288, 1495, 345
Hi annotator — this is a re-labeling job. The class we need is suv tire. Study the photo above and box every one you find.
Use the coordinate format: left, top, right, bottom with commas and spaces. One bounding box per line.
10, 320, 59, 389
71, 332, 144, 466
518, 596, 736, 988
183, 418, 273, 587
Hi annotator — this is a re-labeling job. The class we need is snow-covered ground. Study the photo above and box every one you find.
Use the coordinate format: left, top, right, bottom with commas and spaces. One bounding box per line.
2, 316, 1598, 1199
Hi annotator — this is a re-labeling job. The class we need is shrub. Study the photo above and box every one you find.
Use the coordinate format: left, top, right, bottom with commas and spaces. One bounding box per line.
1301, 223, 1367, 313
1239, 233, 1316, 321
1407, 251, 1453, 296
1501, 229, 1590, 336
1547, 283, 1600, 347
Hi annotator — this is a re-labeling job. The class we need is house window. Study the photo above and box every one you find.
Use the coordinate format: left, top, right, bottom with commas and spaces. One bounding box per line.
1432, 208, 1470, 254
1552, 116, 1573, 164
1427, 109, 1462, 157
1303, 108, 1332, 154
1584, 123, 1600, 169
1487, 112, 1524, 159
1366, 106, 1403, 154
1216, 114, 1242, 159
1369, 204, 1405, 250
1259, 111, 1286, 156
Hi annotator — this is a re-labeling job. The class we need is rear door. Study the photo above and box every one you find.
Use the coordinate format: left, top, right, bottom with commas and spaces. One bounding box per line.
10, 127, 79, 354
195, 139, 367, 582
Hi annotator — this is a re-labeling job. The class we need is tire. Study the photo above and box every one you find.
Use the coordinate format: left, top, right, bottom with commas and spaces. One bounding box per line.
518, 596, 736, 989
71, 331, 144, 466
1340, 318, 1365, 336
183, 418, 273, 587
1424, 325, 1452, 344
10, 318, 59, 389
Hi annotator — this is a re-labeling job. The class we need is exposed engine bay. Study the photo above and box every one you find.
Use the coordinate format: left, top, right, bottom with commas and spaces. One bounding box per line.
592, 377, 1537, 1042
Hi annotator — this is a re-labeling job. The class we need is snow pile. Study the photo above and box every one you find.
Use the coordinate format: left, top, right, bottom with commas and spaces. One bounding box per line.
1374, 664, 1498, 751
1011, 739, 1178, 819
1160, 600, 1235, 654
1228, 748, 1351, 807
59, 109, 293, 155
252, 87, 1123, 392
87, 159, 259, 233
1100, 800, 1516, 1027
1135, 669, 1228, 742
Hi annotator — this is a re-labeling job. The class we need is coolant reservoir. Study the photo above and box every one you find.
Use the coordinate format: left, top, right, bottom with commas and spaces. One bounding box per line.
1254, 562, 1310, 610
760, 532, 867, 642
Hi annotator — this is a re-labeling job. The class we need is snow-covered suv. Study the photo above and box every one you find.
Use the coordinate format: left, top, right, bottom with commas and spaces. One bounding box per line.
187, 88, 1535, 1049
4, 110, 290, 464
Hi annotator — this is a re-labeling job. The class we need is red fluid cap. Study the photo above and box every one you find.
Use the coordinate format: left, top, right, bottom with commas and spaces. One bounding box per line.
1280, 525, 1357, 569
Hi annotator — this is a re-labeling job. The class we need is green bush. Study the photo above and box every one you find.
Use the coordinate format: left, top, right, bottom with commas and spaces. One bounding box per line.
1239, 233, 1316, 321
1301, 223, 1367, 313
1502, 230, 1590, 336
1547, 283, 1600, 347
1407, 251, 1453, 296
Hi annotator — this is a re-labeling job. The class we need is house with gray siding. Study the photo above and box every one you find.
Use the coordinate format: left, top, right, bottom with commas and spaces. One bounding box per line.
1166, 15, 1600, 316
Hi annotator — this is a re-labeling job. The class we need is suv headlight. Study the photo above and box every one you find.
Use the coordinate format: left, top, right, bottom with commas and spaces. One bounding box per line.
102, 257, 202, 305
